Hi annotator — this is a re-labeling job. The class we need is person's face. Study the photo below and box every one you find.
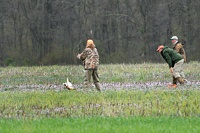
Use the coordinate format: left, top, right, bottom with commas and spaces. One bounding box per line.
171, 39, 176, 44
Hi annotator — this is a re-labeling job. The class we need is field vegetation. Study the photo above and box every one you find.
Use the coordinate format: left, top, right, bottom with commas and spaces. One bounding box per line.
0, 62, 199, 133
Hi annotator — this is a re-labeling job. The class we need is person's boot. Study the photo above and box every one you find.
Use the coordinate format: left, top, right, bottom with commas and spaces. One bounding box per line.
177, 77, 185, 85
168, 84, 177, 88
94, 83, 101, 92
168, 77, 177, 88
173, 76, 177, 84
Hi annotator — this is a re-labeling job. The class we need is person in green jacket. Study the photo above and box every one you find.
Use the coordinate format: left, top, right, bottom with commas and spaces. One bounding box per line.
157, 45, 185, 88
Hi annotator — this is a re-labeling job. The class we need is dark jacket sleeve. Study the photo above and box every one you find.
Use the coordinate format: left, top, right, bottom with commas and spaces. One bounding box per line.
161, 51, 173, 68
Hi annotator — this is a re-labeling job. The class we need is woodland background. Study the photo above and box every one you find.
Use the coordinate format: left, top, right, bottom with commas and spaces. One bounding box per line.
0, 0, 199, 66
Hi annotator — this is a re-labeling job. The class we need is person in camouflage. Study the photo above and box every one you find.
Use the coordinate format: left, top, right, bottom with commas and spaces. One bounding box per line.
157, 45, 185, 88
77, 39, 101, 91
170, 36, 186, 62
170, 36, 187, 85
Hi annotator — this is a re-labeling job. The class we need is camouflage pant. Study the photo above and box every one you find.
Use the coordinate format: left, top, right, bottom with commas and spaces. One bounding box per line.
84, 69, 101, 91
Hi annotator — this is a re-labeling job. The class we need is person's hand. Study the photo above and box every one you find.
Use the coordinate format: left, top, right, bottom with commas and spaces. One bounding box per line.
170, 67, 173, 73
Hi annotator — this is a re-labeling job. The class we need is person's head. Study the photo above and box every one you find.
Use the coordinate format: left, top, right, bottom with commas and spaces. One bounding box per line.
170, 36, 178, 44
156, 45, 164, 53
86, 39, 95, 49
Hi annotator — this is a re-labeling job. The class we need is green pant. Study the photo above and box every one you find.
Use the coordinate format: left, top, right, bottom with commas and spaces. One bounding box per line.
84, 69, 101, 91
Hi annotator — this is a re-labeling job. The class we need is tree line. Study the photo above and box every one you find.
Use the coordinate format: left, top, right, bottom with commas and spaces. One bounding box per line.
0, 0, 199, 66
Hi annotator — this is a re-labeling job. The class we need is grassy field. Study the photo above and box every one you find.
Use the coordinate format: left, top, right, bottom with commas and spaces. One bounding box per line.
1, 117, 200, 133
0, 62, 199, 133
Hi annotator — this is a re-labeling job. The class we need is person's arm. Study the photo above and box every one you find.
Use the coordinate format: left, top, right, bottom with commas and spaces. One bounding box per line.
161, 51, 173, 68
180, 47, 186, 62
174, 43, 181, 53
77, 49, 87, 60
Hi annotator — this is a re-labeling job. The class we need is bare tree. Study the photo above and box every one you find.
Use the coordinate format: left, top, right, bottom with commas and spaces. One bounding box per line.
0, 0, 200, 66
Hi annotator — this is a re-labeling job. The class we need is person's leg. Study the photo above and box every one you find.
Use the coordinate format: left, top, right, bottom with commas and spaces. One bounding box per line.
168, 76, 177, 88
84, 70, 92, 87
179, 63, 188, 82
177, 77, 184, 84
173, 76, 177, 84
92, 70, 101, 92
173, 59, 185, 85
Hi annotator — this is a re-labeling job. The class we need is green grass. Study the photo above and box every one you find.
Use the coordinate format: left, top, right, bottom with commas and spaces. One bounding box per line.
0, 90, 199, 118
0, 62, 199, 132
0, 61, 199, 85
0, 117, 200, 133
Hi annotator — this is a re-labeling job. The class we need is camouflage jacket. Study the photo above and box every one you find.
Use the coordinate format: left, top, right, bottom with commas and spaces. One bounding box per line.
173, 42, 186, 62
80, 48, 99, 70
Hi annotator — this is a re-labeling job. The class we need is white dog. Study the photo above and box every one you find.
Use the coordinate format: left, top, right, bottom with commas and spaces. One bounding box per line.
63, 78, 76, 90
